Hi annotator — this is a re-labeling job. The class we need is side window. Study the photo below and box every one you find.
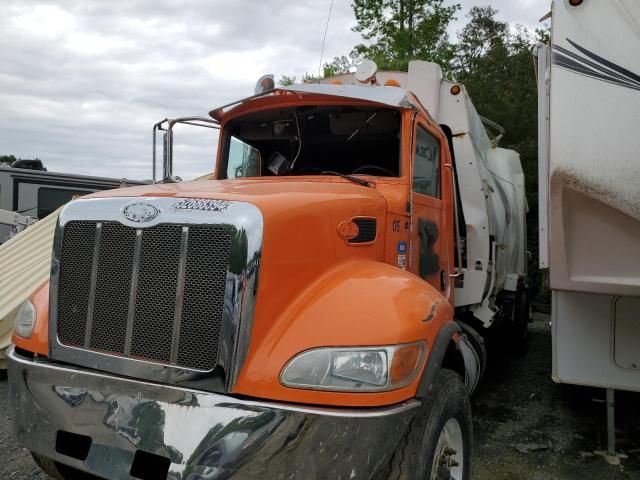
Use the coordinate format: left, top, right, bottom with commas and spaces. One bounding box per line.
226, 136, 261, 179
38, 187, 91, 219
413, 126, 440, 198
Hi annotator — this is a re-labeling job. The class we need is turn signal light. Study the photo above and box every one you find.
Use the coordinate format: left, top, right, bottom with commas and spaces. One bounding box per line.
390, 343, 423, 384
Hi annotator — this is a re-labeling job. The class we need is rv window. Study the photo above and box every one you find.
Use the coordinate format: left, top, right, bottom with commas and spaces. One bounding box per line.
413, 126, 440, 198
38, 188, 90, 218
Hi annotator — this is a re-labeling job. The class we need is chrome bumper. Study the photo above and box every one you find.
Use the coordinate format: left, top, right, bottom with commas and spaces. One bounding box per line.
8, 348, 418, 480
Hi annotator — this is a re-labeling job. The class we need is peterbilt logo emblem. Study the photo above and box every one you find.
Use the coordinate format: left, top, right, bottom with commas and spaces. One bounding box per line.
122, 203, 160, 223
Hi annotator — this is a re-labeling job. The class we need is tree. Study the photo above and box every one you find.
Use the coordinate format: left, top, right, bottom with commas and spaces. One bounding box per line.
322, 55, 357, 76
278, 55, 356, 87
351, 0, 461, 73
278, 75, 296, 86
0, 154, 17, 166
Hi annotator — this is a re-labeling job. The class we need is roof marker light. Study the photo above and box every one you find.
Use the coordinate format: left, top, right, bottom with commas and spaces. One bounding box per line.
356, 59, 378, 84
254, 74, 275, 95
450, 85, 462, 95
384, 79, 401, 87
330, 79, 343, 85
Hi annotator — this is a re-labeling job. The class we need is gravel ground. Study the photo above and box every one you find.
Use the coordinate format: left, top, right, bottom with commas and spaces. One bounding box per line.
0, 371, 49, 480
473, 312, 640, 480
1, 312, 639, 479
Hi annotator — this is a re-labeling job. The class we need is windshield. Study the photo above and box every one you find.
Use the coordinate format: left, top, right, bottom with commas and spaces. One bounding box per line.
220, 105, 401, 179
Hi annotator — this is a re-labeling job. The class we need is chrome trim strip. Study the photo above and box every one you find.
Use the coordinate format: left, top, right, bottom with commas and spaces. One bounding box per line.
170, 226, 189, 365
50, 197, 264, 394
83, 222, 102, 348
123, 229, 142, 356
10, 348, 420, 418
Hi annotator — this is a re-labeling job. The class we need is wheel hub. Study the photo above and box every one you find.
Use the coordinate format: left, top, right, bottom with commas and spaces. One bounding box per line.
430, 418, 464, 480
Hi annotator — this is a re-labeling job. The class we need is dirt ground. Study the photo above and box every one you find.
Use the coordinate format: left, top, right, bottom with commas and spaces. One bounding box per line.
473, 312, 640, 480
0, 312, 639, 479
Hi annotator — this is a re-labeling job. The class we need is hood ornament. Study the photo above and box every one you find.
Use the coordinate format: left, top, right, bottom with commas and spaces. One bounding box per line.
122, 202, 160, 223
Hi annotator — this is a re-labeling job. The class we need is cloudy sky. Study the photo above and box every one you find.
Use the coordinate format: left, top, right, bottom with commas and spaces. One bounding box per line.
1, 0, 549, 181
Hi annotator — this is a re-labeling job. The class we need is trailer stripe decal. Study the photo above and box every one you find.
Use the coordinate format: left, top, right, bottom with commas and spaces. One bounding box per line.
554, 44, 638, 86
552, 38, 640, 92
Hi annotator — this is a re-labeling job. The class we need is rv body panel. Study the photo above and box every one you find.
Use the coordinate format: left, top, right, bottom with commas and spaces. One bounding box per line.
541, 0, 640, 391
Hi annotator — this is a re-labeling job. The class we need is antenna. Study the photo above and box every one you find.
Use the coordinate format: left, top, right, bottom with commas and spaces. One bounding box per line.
318, 0, 335, 81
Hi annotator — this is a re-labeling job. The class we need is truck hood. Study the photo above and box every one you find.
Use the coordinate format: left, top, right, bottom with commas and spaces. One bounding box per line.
86, 178, 389, 338
86, 178, 386, 217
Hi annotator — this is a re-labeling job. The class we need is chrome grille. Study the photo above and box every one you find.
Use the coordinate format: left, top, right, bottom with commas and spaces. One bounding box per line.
178, 226, 231, 370
90, 223, 135, 353
56, 222, 95, 347
57, 221, 231, 371
130, 225, 182, 363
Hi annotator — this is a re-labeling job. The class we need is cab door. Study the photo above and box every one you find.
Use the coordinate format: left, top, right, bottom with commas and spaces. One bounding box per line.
410, 119, 452, 299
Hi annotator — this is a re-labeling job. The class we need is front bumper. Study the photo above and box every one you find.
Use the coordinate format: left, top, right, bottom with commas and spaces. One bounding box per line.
8, 347, 419, 480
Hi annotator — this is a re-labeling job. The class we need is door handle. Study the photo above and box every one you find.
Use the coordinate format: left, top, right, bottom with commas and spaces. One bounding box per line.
440, 270, 446, 291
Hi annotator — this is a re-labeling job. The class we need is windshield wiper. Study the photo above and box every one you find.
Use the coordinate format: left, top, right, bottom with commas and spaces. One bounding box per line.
320, 170, 373, 188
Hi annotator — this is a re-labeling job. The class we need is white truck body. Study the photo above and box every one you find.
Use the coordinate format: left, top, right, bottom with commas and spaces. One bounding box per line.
320, 61, 528, 326
538, 0, 640, 391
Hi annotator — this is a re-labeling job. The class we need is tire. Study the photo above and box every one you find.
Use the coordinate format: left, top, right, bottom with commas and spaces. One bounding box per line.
31, 452, 103, 480
389, 369, 472, 480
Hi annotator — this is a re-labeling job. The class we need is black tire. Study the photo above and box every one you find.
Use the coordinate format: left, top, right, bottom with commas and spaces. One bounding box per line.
509, 288, 530, 356
389, 369, 472, 480
31, 452, 103, 480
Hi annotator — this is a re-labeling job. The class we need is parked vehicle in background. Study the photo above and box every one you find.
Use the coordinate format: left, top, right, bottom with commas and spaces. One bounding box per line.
0, 163, 146, 243
0, 163, 147, 371
536, 0, 640, 463
8, 59, 527, 479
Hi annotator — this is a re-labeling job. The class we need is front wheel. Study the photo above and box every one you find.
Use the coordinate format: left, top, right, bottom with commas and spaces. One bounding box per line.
390, 368, 472, 480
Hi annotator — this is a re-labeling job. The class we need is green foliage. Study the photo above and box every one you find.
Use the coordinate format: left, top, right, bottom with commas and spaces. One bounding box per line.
278, 74, 297, 86
322, 55, 357, 76
279, 55, 356, 86
351, 0, 461, 73
0, 154, 18, 166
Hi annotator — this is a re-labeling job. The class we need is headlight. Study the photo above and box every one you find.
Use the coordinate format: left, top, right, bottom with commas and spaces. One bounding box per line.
280, 341, 425, 392
14, 300, 36, 339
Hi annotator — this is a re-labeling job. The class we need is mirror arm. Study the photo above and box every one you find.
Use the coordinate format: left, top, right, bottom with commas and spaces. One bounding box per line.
152, 116, 220, 184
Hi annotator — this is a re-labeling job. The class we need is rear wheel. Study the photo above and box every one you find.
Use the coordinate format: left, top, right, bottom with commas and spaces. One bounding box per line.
389, 369, 472, 480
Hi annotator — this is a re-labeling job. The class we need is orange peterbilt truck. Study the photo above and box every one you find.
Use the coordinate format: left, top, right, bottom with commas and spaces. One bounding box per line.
8, 60, 528, 480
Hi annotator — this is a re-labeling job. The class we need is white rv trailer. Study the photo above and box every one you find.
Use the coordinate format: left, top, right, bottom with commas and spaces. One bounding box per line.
537, 0, 640, 459
0, 166, 147, 243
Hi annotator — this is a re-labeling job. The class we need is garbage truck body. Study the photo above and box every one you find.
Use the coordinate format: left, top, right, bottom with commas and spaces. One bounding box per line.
8, 60, 527, 479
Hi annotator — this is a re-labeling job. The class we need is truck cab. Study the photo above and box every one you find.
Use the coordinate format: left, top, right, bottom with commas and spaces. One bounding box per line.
8, 60, 527, 480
